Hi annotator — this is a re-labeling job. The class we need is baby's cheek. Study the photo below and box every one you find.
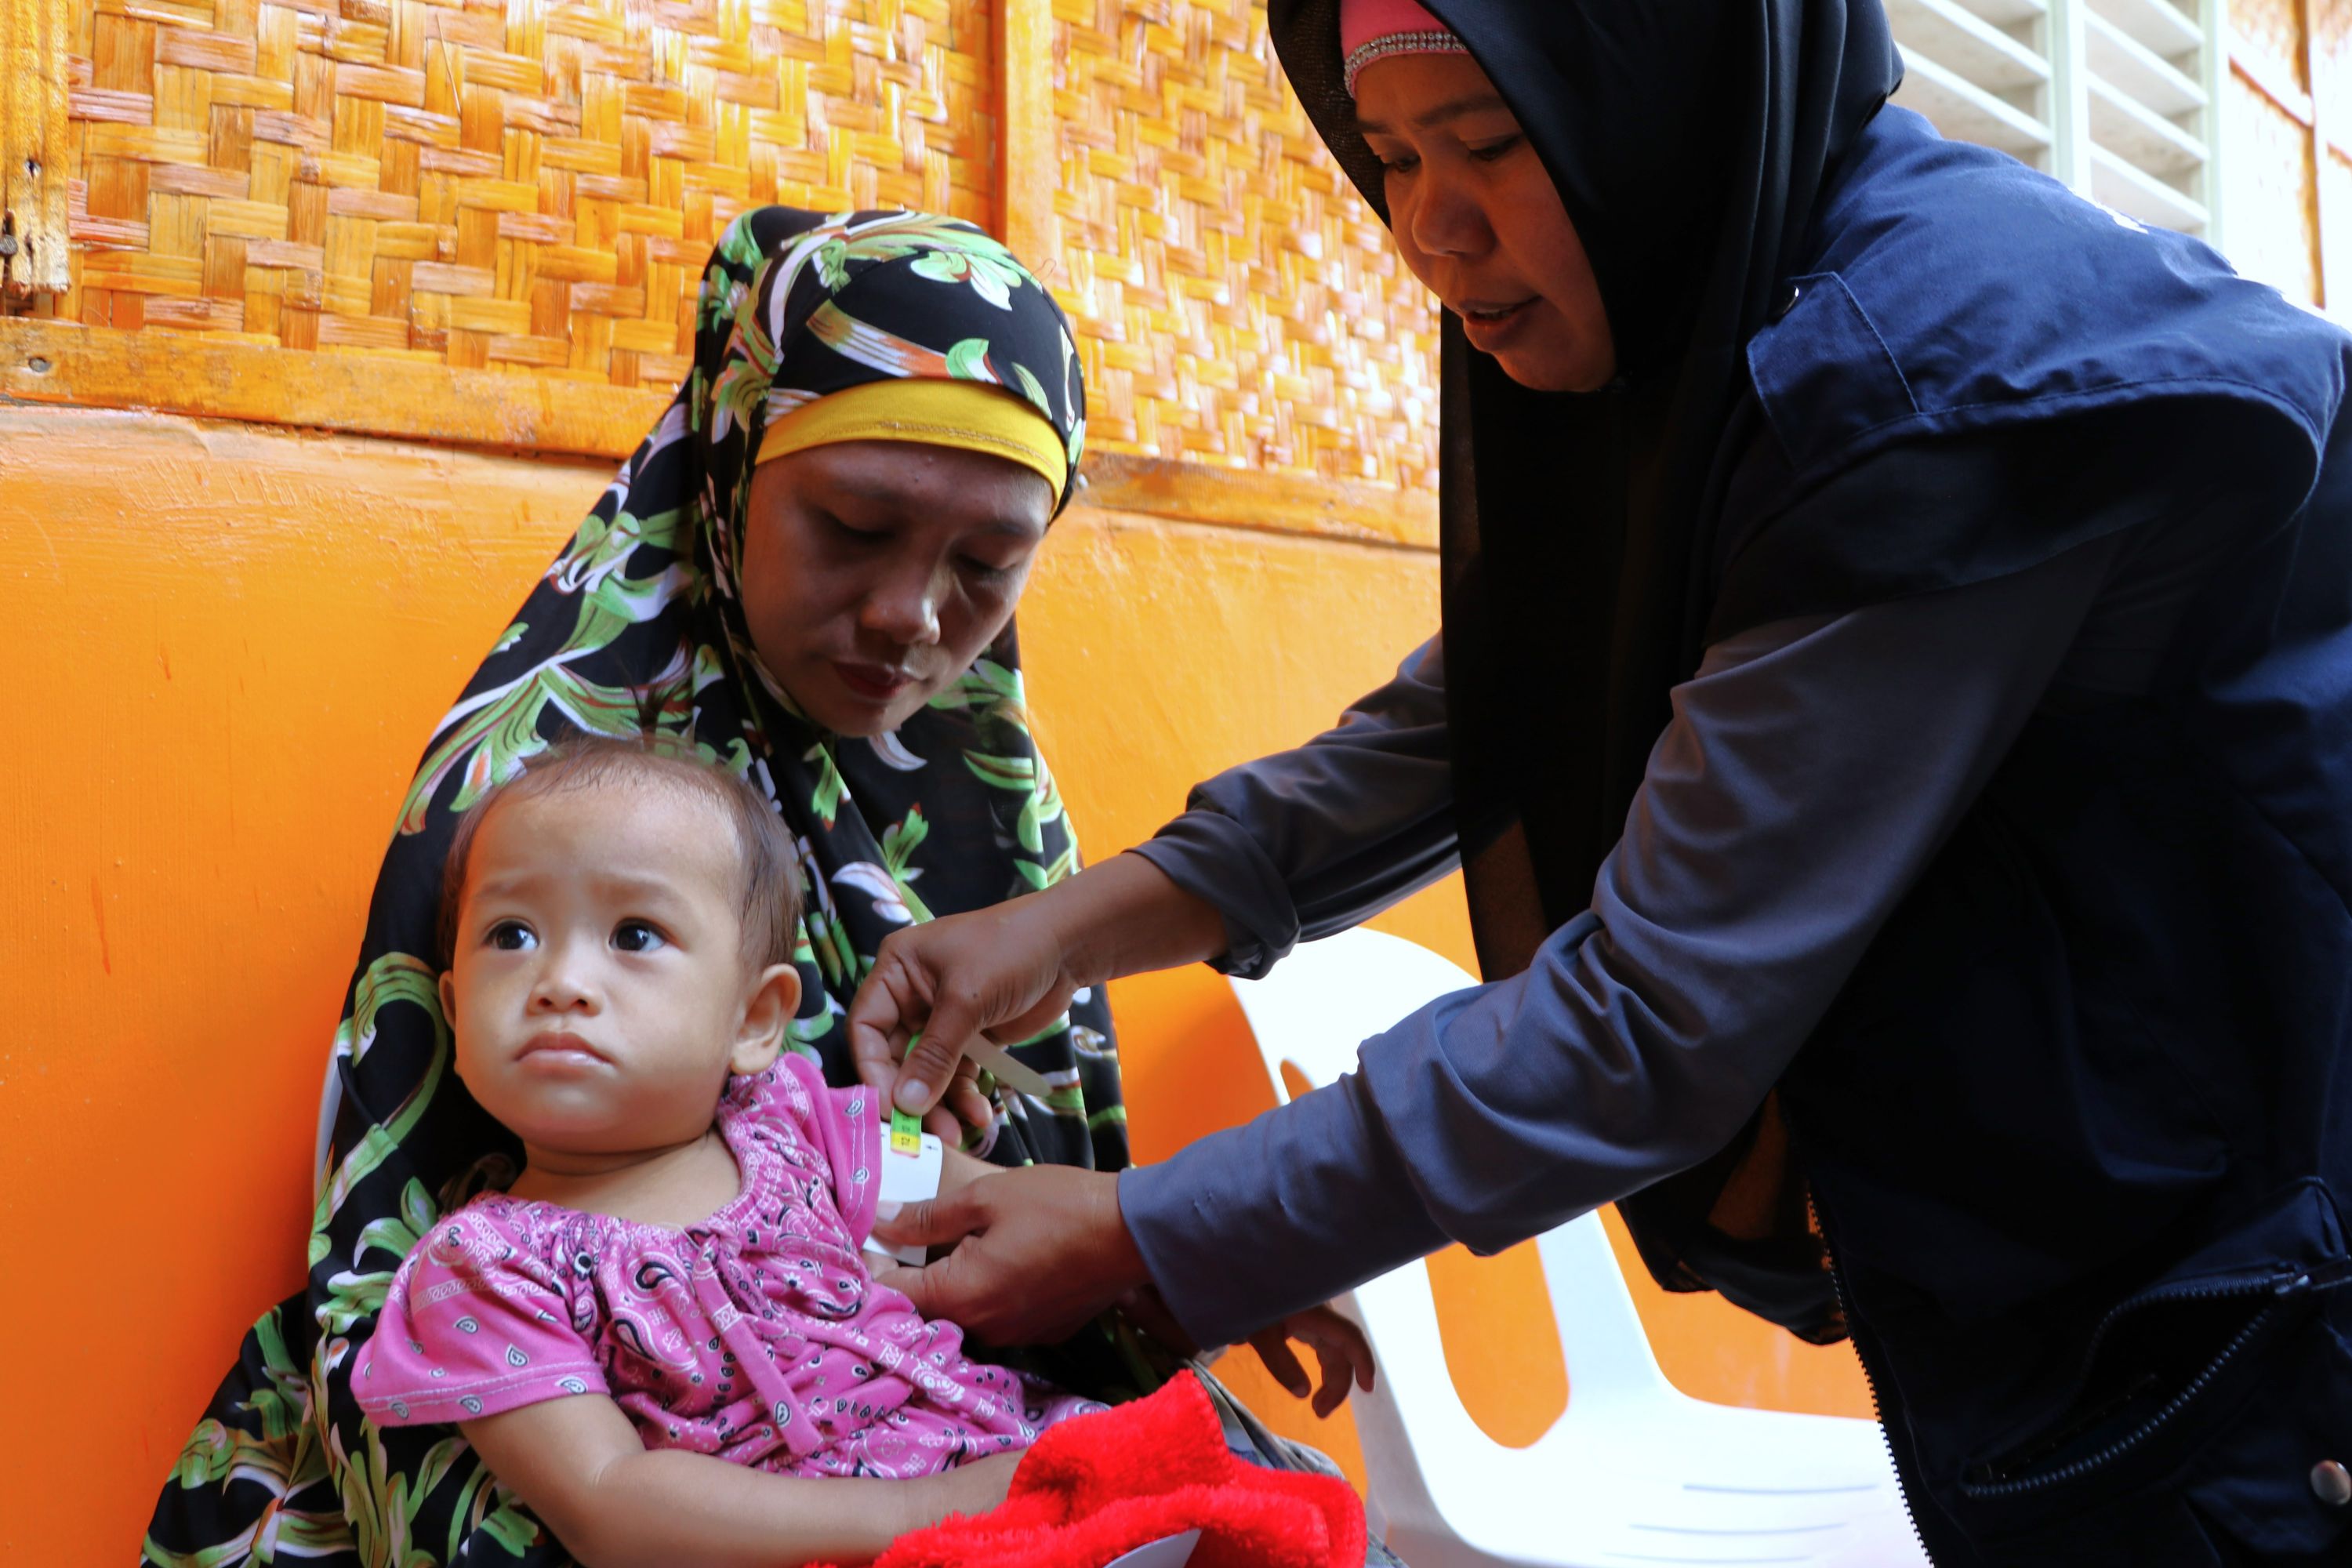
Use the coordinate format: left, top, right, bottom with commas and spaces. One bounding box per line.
449, 1029, 488, 1085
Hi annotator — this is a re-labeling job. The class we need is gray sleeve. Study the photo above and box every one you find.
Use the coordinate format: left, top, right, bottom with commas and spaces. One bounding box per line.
1119, 537, 2122, 1349
1127, 637, 1456, 980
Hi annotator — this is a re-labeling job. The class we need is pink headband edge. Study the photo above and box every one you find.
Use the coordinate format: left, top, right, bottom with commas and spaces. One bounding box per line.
1338, 0, 1468, 97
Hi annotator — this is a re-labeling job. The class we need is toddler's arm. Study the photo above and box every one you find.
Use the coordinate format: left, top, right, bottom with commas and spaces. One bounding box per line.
938, 1143, 996, 1197
462, 1394, 1018, 1568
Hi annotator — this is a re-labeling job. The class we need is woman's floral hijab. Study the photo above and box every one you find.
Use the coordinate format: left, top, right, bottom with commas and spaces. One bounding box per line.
144, 207, 1124, 1565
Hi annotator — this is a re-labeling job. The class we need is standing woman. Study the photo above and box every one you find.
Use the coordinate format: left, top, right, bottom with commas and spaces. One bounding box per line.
851, 2, 2352, 1563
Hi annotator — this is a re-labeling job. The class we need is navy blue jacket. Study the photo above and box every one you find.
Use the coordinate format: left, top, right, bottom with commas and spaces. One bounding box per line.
1758, 111, 2352, 1563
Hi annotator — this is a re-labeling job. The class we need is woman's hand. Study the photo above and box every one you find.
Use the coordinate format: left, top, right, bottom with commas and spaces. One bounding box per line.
849, 854, 1229, 1120
869, 1165, 1151, 1345
1246, 1305, 1376, 1418
852, 891, 1083, 1123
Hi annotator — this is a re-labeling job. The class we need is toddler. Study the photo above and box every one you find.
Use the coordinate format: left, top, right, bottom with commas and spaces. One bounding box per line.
354, 738, 1098, 1566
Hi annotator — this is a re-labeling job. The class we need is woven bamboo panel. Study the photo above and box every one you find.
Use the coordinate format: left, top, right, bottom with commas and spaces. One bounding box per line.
2225, 66, 2322, 307
56, 0, 996, 387
2321, 0, 2352, 103
2238, 0, 2310, 96
1047, 0, 1438, 489
2327, 144, 2352, 302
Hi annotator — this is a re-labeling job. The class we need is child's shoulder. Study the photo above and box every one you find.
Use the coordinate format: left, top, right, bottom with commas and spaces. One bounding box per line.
406, 1188, 597, 1285
359, 1192, 611, 1425
723, 1054, 881, 1214
725, 1051, 859, 1134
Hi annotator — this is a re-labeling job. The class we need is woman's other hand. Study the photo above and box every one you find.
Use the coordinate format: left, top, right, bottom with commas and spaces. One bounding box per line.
848, 853, 1229, 1120
1246, 1305, 1376, 1418
869, 1165, 1151, 1344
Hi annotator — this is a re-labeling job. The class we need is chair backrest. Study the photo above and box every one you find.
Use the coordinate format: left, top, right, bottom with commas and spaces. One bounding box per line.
1225, 927, 1671, 1406
1227, 925, 1452, 1102
1229, 929, 1929, 1568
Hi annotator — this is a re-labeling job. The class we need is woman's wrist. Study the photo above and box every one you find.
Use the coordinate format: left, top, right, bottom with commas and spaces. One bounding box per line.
1040, 851, 1227, 989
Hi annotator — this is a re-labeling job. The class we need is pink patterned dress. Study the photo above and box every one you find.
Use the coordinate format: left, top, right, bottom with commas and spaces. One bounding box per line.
354, 1054, 1102, 1477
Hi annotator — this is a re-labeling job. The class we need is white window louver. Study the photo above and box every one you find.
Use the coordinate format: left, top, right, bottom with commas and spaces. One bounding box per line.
1886, 0, 2228, 245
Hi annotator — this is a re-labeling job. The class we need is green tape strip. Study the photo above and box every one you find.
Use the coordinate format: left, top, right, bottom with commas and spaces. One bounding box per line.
890, 1029, 926, 1152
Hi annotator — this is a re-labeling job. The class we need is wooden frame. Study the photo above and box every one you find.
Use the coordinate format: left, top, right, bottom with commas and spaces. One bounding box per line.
0, 311, 1437, 544
2, 0, 71, 296
995, 0, 1054, 272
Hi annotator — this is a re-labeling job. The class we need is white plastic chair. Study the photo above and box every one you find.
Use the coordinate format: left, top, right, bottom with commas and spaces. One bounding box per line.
1229, 927, 1927, 1568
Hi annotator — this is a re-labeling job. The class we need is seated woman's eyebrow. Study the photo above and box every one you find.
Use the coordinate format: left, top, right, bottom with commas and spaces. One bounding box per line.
975, 515, 1047, 539
829, 477, 1044, 539
822, 479, 907, 514
827, 479, 1036, 530
1353, 89, 1510, 138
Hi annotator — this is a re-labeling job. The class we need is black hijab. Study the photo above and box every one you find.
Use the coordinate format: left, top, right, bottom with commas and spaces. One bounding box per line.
1269, 1, 1901, 1337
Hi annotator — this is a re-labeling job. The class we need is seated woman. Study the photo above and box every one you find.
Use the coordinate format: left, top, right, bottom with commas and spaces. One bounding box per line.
143, 207, 1376, 1566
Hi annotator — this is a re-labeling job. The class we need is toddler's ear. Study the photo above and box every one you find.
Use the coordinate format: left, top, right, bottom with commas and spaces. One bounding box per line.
731, 962, 803, 1076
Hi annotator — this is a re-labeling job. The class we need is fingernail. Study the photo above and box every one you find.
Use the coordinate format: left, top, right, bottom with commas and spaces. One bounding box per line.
896, 1081, 930, 1111
875, 1200, 902, 1221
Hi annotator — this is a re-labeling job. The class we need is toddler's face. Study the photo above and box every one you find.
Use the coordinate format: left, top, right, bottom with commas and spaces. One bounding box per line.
439, 778, 795, 1161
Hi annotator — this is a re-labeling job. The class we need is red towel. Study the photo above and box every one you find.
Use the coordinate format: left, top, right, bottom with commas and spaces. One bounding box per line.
843, 1373, 1368, 1568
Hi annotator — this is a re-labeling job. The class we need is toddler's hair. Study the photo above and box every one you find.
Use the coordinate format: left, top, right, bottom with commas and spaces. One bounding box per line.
437, 735, 802, 972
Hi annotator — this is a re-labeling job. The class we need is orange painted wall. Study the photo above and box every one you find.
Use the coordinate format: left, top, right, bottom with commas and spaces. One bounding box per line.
0, 401, 1866, 1562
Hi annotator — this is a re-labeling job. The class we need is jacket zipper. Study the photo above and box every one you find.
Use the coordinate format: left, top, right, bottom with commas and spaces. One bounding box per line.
1813, 1196, 2344, 1549
1814, 1196, 1931, 1560
1962, 1271, 2304, 1499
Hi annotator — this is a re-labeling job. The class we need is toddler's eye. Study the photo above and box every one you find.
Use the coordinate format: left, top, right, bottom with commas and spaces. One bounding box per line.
612, 920, 666, 953
488, 921, 536, 952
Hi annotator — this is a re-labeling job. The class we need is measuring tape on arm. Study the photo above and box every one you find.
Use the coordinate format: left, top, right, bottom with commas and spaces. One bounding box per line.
866, 1030, 1054, 1269
872, 1104, 945, 1269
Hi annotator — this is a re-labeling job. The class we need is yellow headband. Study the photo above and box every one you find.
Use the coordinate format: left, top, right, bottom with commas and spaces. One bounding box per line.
754, 378, 1068, 498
